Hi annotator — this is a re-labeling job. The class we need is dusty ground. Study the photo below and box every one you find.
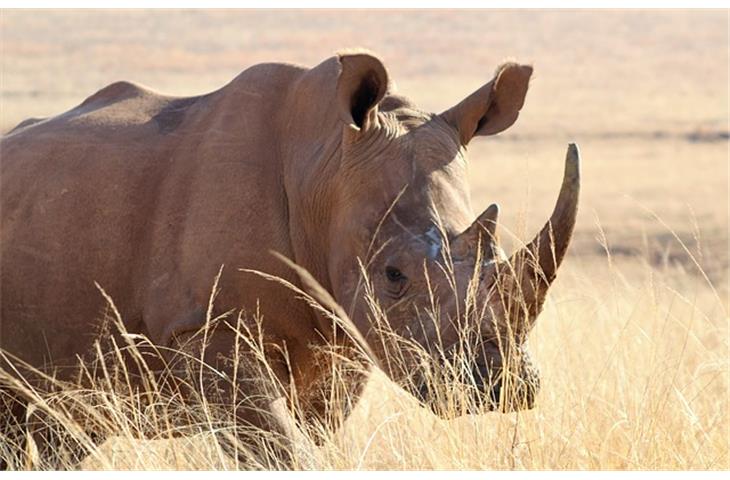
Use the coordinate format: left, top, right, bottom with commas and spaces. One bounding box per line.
1, 9, 728, 469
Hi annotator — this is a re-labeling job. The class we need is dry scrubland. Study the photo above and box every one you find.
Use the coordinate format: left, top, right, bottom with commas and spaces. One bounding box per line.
0, 10, 728, 469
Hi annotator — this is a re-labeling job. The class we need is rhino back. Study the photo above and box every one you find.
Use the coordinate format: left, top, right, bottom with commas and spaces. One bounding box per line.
0, 62, 310, 369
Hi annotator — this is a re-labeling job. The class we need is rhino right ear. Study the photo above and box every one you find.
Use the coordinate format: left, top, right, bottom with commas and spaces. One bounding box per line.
336, 52, 389, 133
440, 63, 532, 146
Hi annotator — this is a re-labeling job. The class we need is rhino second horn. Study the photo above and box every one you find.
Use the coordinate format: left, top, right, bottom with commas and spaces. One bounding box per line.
507, 143, 581, 317
452, 203, 500, 260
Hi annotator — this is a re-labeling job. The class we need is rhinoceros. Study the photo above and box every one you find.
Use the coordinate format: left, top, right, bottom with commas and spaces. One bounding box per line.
0, 49, 580, 468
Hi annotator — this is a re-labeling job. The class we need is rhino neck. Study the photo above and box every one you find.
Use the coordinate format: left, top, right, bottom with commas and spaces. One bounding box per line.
192, 57, 345, 343
277, 56, 348, 331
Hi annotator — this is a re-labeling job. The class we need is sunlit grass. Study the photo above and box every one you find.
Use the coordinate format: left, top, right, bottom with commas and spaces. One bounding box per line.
1, 216, 726, 470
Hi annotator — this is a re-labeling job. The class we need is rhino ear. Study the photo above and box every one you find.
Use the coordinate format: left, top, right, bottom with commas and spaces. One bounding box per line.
441, 63, 532, 146
336, 52, 389, 132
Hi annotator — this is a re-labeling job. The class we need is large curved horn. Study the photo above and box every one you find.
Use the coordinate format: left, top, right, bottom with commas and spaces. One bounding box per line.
507, 143, 581, 320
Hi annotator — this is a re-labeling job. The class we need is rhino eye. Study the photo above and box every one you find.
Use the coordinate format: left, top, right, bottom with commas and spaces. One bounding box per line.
385, 266, 406, 283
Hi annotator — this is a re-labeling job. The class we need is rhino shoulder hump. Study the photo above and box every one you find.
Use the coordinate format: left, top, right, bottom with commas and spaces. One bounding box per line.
78, 80, 149, 109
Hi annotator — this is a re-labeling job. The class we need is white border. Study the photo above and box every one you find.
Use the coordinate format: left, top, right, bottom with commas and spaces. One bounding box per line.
0, 1, 729, 8
1, 470, 729, 476
0, 472, 726, 477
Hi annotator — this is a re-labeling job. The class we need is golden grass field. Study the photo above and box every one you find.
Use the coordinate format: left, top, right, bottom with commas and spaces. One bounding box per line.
1, 9, 728, 470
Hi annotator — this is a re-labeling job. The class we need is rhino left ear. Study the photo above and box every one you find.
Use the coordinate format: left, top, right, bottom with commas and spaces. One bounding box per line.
336, 52, 389, 132
441, 63, 532, 146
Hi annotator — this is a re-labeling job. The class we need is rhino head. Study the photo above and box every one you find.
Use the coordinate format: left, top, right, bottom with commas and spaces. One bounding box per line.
324, 53, 580, 417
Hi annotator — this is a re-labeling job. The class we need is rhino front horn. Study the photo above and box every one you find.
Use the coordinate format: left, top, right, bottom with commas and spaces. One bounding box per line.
506, 143, 581, 321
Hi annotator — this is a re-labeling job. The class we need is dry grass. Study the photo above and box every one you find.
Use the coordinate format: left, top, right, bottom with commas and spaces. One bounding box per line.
0, 222, 726, 470
0, 9, 728, 471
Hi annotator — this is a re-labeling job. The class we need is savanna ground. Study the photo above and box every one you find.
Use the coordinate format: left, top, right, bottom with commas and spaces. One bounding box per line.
0, 9, 728, 469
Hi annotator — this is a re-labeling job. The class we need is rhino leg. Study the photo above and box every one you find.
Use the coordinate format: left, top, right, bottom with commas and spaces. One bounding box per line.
25, 417, 106, 470
0, 388, 107, 470
212, 395, 322, 470
0, 389, 26, 470
167, 322, 322, 470
4, 398, 107, 470
298, 358, 370, 445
